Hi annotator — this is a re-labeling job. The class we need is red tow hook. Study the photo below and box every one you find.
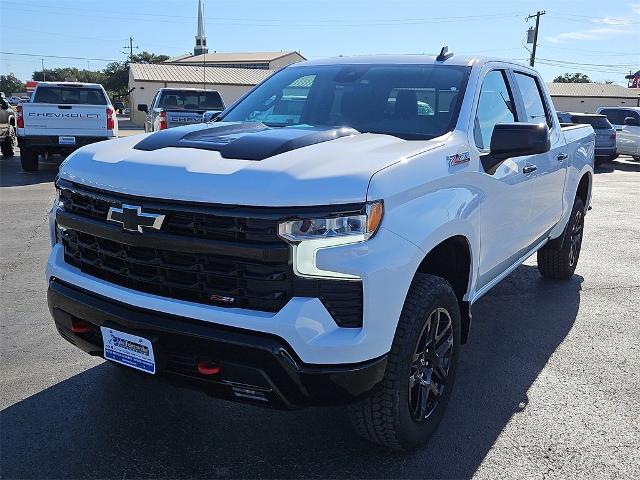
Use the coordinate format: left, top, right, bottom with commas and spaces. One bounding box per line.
197, 360, 221, 375
71, 320, 94, 334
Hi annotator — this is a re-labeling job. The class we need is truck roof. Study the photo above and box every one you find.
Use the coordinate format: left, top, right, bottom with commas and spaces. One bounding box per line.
35, 82, 104, 88
292, 54, 530, 69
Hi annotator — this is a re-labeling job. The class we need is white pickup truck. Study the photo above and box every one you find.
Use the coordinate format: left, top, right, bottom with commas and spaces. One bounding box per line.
46, 53, 594, 450
17, 82, 118, 171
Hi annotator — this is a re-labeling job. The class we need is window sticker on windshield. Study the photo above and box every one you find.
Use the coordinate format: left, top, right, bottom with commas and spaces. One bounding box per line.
448, 151, 470, 166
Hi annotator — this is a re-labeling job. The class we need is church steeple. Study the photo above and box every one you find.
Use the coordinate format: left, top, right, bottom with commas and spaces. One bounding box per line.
194, 0, 208, 56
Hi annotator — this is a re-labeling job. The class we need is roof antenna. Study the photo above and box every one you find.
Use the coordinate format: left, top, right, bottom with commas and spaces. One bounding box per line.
436, 46, 454, 61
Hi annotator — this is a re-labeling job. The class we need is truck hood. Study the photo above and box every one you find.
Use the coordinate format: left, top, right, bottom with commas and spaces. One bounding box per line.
59, 122, 443, 206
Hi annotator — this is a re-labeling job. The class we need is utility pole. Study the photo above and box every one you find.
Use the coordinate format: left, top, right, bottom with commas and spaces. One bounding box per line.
526, 11, 546, 67
41, 58, 45, 81
122, 36, 138, 63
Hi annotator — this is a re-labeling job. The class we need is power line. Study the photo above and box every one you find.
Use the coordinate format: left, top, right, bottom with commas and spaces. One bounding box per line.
2, 4, 524, 27
0, 52, 121, 62
536, 58, 638, 68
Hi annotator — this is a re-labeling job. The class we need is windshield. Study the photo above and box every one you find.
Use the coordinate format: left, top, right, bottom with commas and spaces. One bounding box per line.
571, 115, 612, 129
33, 86, 107, 105
220, 64, 470, 140
159, 90, 224, 110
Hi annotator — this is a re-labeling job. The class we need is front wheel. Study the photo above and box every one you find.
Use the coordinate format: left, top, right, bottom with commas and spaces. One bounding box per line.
348, 274, 461, 450
537, 196, 585, 280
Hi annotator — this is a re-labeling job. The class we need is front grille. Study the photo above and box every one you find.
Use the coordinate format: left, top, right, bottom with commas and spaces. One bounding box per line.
63, 229, 290, 311
58, 183, 363, 327
59, 188, 278, 244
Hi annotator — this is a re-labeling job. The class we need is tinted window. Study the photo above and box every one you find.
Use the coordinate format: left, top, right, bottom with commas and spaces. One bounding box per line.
33, 86, 107, 105
159, 90, 224, 110
474, 70, 516, 149
598, 108, 639, 125
222, 64, 469, 140
514, 72, 550, 126
570, 115, 612, 129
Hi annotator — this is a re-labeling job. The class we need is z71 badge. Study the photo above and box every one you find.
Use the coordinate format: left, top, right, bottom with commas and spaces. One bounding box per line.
448, 151, 471, 166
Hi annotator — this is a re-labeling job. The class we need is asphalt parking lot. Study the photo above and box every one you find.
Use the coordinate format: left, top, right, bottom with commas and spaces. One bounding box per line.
1, 149, 638, 479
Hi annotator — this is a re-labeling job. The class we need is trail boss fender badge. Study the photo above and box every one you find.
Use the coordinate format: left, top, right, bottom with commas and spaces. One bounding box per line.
448, 151, 471, 166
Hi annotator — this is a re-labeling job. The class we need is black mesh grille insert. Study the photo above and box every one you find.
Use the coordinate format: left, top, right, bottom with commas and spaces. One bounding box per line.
58, 185, 363, 327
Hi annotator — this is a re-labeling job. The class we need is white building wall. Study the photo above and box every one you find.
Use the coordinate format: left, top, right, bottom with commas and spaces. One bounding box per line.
551, 96, 640, 113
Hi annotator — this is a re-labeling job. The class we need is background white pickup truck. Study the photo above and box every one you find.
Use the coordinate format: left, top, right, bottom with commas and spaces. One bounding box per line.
46, 54, 594, 451
17, 82, 117, 171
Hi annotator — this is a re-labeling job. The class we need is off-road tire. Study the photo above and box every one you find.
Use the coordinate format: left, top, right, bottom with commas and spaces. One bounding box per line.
20, 148, 39, 171
1, 127, 15, 157
348, 273, 461, 450
537, 196, 585, 280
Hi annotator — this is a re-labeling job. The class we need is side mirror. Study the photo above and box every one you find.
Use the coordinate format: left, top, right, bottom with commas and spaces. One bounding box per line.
0, 99, 8, 110
202, 110, 221, 122
137, 104, 148, 113
482, 123, 550, 172
624, 116, 640, 127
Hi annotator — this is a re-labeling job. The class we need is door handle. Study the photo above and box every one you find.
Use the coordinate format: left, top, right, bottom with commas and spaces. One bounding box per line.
557, 153, 569, 162
522, 164, 537, 174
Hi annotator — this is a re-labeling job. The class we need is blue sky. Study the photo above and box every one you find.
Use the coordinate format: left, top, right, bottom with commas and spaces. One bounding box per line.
1, 0, 638, 85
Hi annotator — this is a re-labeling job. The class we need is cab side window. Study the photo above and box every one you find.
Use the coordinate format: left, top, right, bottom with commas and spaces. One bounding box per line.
514, 72, 551, 127
599, 109, 624, 125
474, 70, 516, 150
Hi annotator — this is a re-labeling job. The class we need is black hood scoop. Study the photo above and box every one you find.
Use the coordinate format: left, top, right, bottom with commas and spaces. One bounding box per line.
134, 122, 359, 161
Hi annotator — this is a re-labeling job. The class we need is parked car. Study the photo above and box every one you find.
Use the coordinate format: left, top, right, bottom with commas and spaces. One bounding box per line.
113, 101, 126, 114
137, 88, 225, 132
46, 54, 594, 450
0, 94, 16, 157
9, 96, 24, 106
16, 81, 118, 171
596, 106, 640, 160
560, 113, 616, 163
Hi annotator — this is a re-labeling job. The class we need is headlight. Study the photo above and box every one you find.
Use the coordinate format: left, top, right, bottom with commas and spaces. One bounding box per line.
278, 201, 383, 279
278, 201, 383, 242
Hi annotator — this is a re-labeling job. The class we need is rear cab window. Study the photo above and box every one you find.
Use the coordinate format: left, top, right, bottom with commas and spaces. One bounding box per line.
33, 86, 107, 105
599, 109, 640, 126
570, 115, 612, 130
158, 90, 224, 110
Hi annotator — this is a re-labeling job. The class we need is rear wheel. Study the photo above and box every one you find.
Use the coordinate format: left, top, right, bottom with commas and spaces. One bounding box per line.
348, 274, 461, 450
20, 148, 39, 171
537, 196, 585, 280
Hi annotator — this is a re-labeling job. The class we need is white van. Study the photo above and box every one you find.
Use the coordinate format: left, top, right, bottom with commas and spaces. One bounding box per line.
596, 107, 640, 160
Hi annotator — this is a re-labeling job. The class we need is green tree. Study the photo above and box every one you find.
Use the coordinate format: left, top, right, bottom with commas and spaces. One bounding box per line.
102, 51, 170, 99
0, 73, 25, 94
31, 67, 107, 84
553, 73, 591, 83
29, 51, 169, 101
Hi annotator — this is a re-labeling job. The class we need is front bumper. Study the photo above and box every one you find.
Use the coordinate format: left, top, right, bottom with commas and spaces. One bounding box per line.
48, 278, 387, 409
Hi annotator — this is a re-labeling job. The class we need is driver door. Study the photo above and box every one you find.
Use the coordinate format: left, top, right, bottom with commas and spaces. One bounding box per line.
473, 69, 539, 290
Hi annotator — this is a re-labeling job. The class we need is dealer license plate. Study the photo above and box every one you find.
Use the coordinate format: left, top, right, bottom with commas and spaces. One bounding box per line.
101, 327, 155, 374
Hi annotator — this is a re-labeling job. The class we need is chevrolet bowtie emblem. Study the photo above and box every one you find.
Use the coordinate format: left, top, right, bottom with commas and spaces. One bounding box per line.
106, 204, 165, 233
